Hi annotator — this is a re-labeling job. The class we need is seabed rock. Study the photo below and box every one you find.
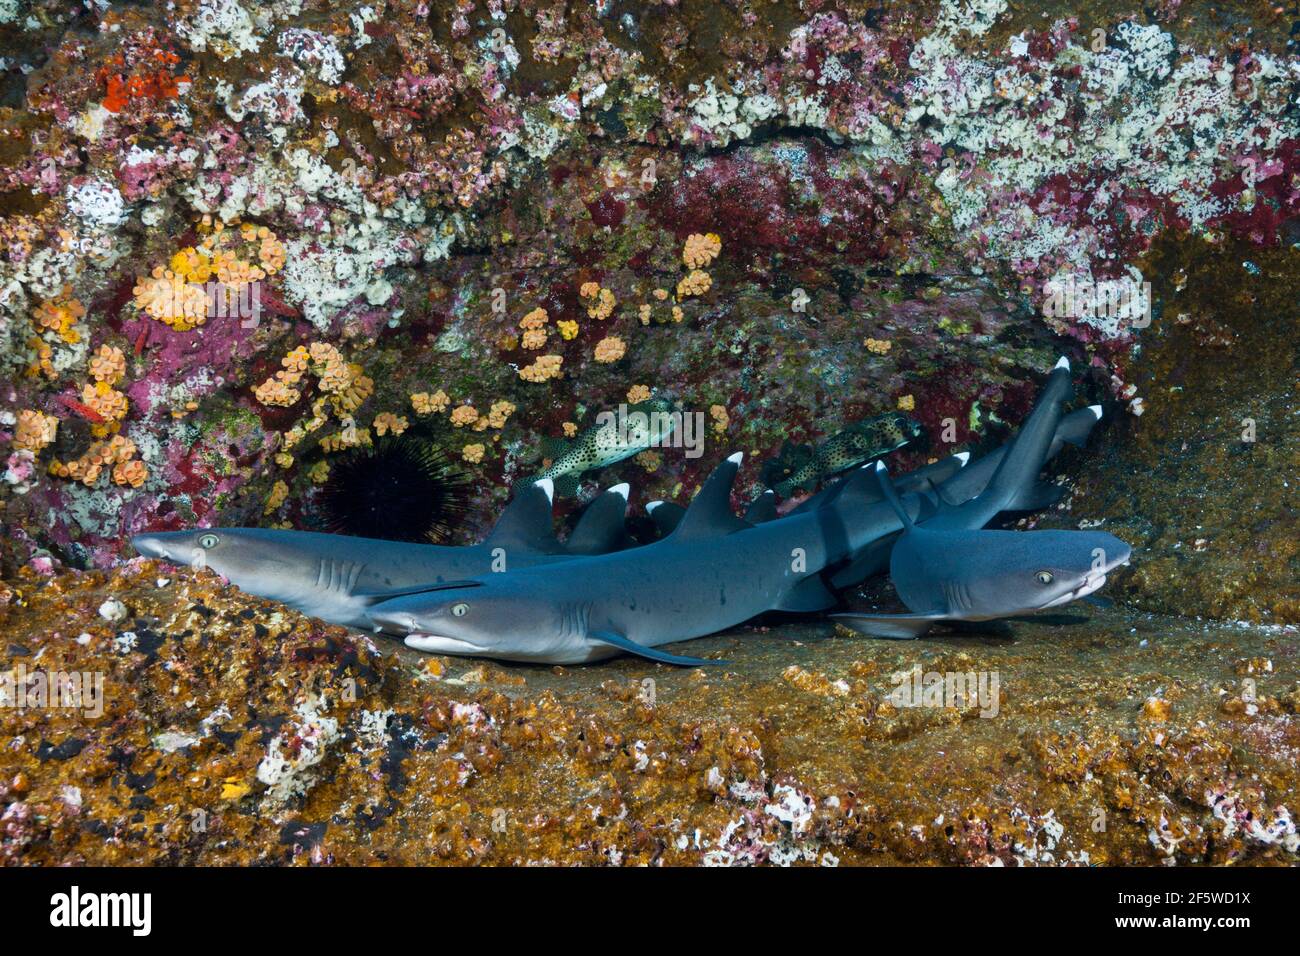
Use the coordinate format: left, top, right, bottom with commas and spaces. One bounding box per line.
0, 0, 1297, 865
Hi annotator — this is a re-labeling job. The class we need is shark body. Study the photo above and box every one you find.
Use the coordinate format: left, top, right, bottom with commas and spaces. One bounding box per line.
834, 358, 1131, 638
369, 357, 1100, 665
131, 481, 630, 631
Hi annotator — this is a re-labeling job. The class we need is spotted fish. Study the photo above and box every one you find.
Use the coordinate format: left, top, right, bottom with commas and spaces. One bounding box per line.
524, 397, 676, 496
761, 412, 923, 498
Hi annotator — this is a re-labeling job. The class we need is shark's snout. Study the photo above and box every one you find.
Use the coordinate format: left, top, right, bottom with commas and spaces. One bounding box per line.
1044, 539, 1133, 608
131, 534, 171, 561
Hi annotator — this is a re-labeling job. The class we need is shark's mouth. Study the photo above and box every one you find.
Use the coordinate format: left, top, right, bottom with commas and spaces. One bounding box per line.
1042, 574, 1108, 608
1040, 553, 1132, 609
403, 632, 486, 655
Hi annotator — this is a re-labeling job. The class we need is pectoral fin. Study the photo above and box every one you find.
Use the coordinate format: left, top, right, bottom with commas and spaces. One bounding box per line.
771, 575, 837, 612
831, 612, 948, 640
589, 630, 722, 666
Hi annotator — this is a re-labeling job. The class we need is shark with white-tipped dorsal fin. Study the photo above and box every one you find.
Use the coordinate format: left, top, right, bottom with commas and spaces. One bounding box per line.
131, 480, 635, 631
833, 358, 1131, 638
368, 358, 1104, 665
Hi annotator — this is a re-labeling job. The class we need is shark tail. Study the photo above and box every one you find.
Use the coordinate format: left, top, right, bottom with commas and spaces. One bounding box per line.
979, 357, 1074, 514
1048, 404, 1104, 458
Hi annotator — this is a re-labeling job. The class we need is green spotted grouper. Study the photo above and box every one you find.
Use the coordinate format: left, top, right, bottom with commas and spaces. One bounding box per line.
523, 396, 680, 496
761, 412, 923, 498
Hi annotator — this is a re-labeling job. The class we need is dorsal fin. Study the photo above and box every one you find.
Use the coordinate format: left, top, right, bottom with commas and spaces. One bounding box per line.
743, 490, 778, 524
484, 479, 561, 552
645, 500, 685, 536
873, 462, 913, 529
670, 453, 749, 540
566, 484, 630, 555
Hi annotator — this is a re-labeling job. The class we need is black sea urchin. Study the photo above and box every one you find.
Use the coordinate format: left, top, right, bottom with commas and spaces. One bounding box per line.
319, 437, 472, 543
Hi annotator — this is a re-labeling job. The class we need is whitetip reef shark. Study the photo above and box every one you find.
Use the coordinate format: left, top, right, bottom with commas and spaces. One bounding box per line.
830, 460, 1132, 638
131, 480, 632, 630
368, 356, 1104, 665
833, 357, 1132, 638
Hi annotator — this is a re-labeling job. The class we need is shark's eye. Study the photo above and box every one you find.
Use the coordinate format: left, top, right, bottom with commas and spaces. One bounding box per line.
451, 603, 469, 617
198, 533, 220, 550
1034, 570, 1054, 585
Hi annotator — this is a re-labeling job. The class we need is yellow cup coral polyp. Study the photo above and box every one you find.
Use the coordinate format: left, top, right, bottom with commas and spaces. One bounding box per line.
594, 336, 627, 363
112, 459, 148, 488
373, 412, 408, 437
519, 354, 563, 382
48, 432, 146, 488
133, 269, 209, 331
449, 405, 479, 427
89, 344, 127, 385
411, 390, 450, 415
486, 401, 515, 428
34, 291, 87, 345
683, 232, 722, 269
82, 381, 129, 424
676, 270, 712, 298
13, 410, 58, 453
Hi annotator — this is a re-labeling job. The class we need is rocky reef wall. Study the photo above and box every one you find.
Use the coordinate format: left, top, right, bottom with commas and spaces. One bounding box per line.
0, 0, 1294, 625
0, 0, 1297, 867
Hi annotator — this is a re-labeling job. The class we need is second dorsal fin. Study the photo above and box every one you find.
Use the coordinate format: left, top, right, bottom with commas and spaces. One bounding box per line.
566, 484, 630, 555
484, 479, 562, 553
669, 453, 749, 540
